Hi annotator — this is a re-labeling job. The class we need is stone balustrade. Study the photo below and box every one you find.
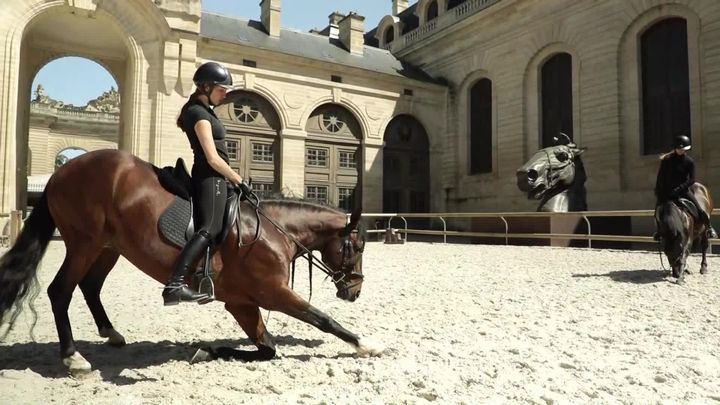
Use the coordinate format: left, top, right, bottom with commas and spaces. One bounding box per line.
395, 0, 501, 52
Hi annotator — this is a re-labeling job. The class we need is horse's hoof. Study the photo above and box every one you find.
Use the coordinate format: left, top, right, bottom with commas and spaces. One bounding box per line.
700, 267, 708, 275
190, 348, 215, 364
99, 328, 126, 347
355, 337, 385, 357
63, 352, 92, 377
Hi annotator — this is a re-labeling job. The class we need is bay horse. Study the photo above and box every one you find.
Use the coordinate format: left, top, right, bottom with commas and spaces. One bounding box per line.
516, 135, 587, 212
0, 149, 382, 376
656, 182, 714, 283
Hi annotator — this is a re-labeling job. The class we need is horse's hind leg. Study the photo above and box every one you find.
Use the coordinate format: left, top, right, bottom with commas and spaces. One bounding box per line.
194, 304, 277, 362
700, 235, 709, 274
79, 247, 125, 346
47, 241, 103, 375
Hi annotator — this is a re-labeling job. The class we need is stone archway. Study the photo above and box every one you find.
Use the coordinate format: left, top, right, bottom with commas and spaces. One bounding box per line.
215, 90, 283, 196
304, 103, 363, 210
0, 0, 188, 214
383, 115, 430, 213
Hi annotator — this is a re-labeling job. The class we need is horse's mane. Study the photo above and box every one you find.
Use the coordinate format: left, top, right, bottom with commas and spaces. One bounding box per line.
658, 201, 686, 238
260, 196, 345, 214
259, 196, 367, 238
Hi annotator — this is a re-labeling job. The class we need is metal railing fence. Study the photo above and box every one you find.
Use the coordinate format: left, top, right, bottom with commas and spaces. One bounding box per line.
361, 209, 720, 248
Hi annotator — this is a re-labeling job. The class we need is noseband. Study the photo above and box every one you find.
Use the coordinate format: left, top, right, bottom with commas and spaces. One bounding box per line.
332, 232, 365, 295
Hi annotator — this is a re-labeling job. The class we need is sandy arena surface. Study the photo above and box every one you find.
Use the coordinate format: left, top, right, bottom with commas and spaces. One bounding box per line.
2, 240, 720, 404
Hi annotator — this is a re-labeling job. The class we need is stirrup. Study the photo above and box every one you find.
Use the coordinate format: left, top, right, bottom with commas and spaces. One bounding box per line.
196, 276, 215, 305
162, 283, 208, 306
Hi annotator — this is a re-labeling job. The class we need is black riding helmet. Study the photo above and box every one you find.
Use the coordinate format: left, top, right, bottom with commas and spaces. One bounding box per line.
674, 135, 691, 151
193, 61, 233, 88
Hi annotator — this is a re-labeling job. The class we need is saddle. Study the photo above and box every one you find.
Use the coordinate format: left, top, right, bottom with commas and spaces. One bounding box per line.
676, 198, 700, 222
155, 158, 239, 249
655, 198, 701, 223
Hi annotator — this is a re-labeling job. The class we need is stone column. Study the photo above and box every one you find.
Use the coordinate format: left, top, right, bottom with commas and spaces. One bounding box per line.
279, 128, 307, 197
362, 143, 383, 213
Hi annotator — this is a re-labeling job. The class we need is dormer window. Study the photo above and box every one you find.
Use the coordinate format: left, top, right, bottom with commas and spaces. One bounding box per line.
427, 1, 439, 21
384, 26, 395, 45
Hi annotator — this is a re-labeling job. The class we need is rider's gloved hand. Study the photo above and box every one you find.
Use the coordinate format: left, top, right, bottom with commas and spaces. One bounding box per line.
238, 181, 252, 198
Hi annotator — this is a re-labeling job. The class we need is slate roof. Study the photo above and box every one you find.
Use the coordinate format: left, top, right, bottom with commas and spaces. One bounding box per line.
199, 12, 438, 84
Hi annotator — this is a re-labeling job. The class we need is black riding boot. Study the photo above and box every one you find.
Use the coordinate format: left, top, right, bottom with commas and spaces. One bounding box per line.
701, 212, 718, 238
162, 231, 212, 305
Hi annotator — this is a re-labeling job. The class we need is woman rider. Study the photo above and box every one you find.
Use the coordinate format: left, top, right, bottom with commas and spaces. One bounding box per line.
654, 135, 717, 240
162, 62, 244, 305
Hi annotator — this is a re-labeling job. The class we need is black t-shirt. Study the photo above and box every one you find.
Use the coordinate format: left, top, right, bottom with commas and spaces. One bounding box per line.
655, 152, 695, 200
181, 100, 229, 177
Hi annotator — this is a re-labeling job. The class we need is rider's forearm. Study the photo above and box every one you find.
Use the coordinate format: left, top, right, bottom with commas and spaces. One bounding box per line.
208, 157, 243, 185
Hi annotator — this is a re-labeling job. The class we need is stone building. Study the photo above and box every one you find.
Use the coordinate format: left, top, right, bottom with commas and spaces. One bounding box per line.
0, 0, 718, 232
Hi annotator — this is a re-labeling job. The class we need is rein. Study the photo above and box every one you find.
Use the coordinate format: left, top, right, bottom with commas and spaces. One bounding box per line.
234, 189, 364, 302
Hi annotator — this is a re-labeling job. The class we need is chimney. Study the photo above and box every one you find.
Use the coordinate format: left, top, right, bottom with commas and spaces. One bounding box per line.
260, 0, 281, 37
328, 11, 344, 40
392, 0, 408, 16
339, 12, 365, 55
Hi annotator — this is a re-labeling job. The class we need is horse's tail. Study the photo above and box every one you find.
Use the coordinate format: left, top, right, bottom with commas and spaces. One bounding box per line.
0, 191, 56, 339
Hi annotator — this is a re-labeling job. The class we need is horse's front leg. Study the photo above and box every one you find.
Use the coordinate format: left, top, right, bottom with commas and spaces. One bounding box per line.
676, 247, 690, 284
191, 304, 276, 363
267, 287, 384, 357
700, 235, 709, 274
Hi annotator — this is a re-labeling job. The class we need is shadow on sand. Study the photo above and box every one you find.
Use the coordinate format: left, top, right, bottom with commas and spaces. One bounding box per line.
0, 334, 325, 383
572, 269, 672, 284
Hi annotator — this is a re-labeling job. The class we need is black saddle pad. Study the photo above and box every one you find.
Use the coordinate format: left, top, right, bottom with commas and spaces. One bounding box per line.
158, 196, 191, 249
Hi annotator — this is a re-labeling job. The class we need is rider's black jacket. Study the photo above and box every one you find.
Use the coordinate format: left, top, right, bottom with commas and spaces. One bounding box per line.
654, 152, 695, 203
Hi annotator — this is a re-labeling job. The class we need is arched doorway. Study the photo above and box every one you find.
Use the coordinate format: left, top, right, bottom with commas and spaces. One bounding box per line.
215, 91, 282, 197
383, 115, 430, 213
26, 57, 120, 208
6, 0, 174, 214
304, 104, 362, 210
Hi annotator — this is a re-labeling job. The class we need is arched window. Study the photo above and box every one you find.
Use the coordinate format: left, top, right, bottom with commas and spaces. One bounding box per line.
540, 53, 573, 147
384, 26, 395, 45
469, 78, 492, 174
641, 17, 690, 155
55, 147, 87, 170
447, 0, 464, 10
427, 1, 439, 21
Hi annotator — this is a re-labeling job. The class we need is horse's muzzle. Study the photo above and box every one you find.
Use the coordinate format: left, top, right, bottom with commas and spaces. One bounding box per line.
336, 286, 361, 302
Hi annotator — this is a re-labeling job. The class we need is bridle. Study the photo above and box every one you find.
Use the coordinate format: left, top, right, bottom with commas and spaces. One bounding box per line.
233, 188, 365, 301
333, 227, 366, 296
542, 146, 574, 188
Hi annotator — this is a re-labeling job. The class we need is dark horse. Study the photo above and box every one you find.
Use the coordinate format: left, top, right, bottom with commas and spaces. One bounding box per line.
0, 149, 382, 375
656, 183, 713, 283
516, 137, 587, 212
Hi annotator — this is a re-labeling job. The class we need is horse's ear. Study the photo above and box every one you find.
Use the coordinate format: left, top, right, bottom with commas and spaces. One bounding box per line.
349, 207, 362, 228
573, 147, 587, 156
342, 207, 362, 236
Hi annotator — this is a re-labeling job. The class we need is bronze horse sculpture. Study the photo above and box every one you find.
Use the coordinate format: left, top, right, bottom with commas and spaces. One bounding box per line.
655, 183, 713, 283
516, 134, 587, 212
0, 149, 383, 376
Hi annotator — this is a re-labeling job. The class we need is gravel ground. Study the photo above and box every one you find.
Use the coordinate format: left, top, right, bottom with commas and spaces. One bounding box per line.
2, 241, 720, 404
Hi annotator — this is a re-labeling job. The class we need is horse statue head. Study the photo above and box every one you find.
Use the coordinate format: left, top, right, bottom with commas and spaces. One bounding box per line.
516, 133, 588, 212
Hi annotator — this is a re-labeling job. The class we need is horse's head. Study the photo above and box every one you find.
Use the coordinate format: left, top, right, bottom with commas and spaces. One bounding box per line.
516, 142, 586, 201
656, 201, 691, 268
320, 208, 365, 302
